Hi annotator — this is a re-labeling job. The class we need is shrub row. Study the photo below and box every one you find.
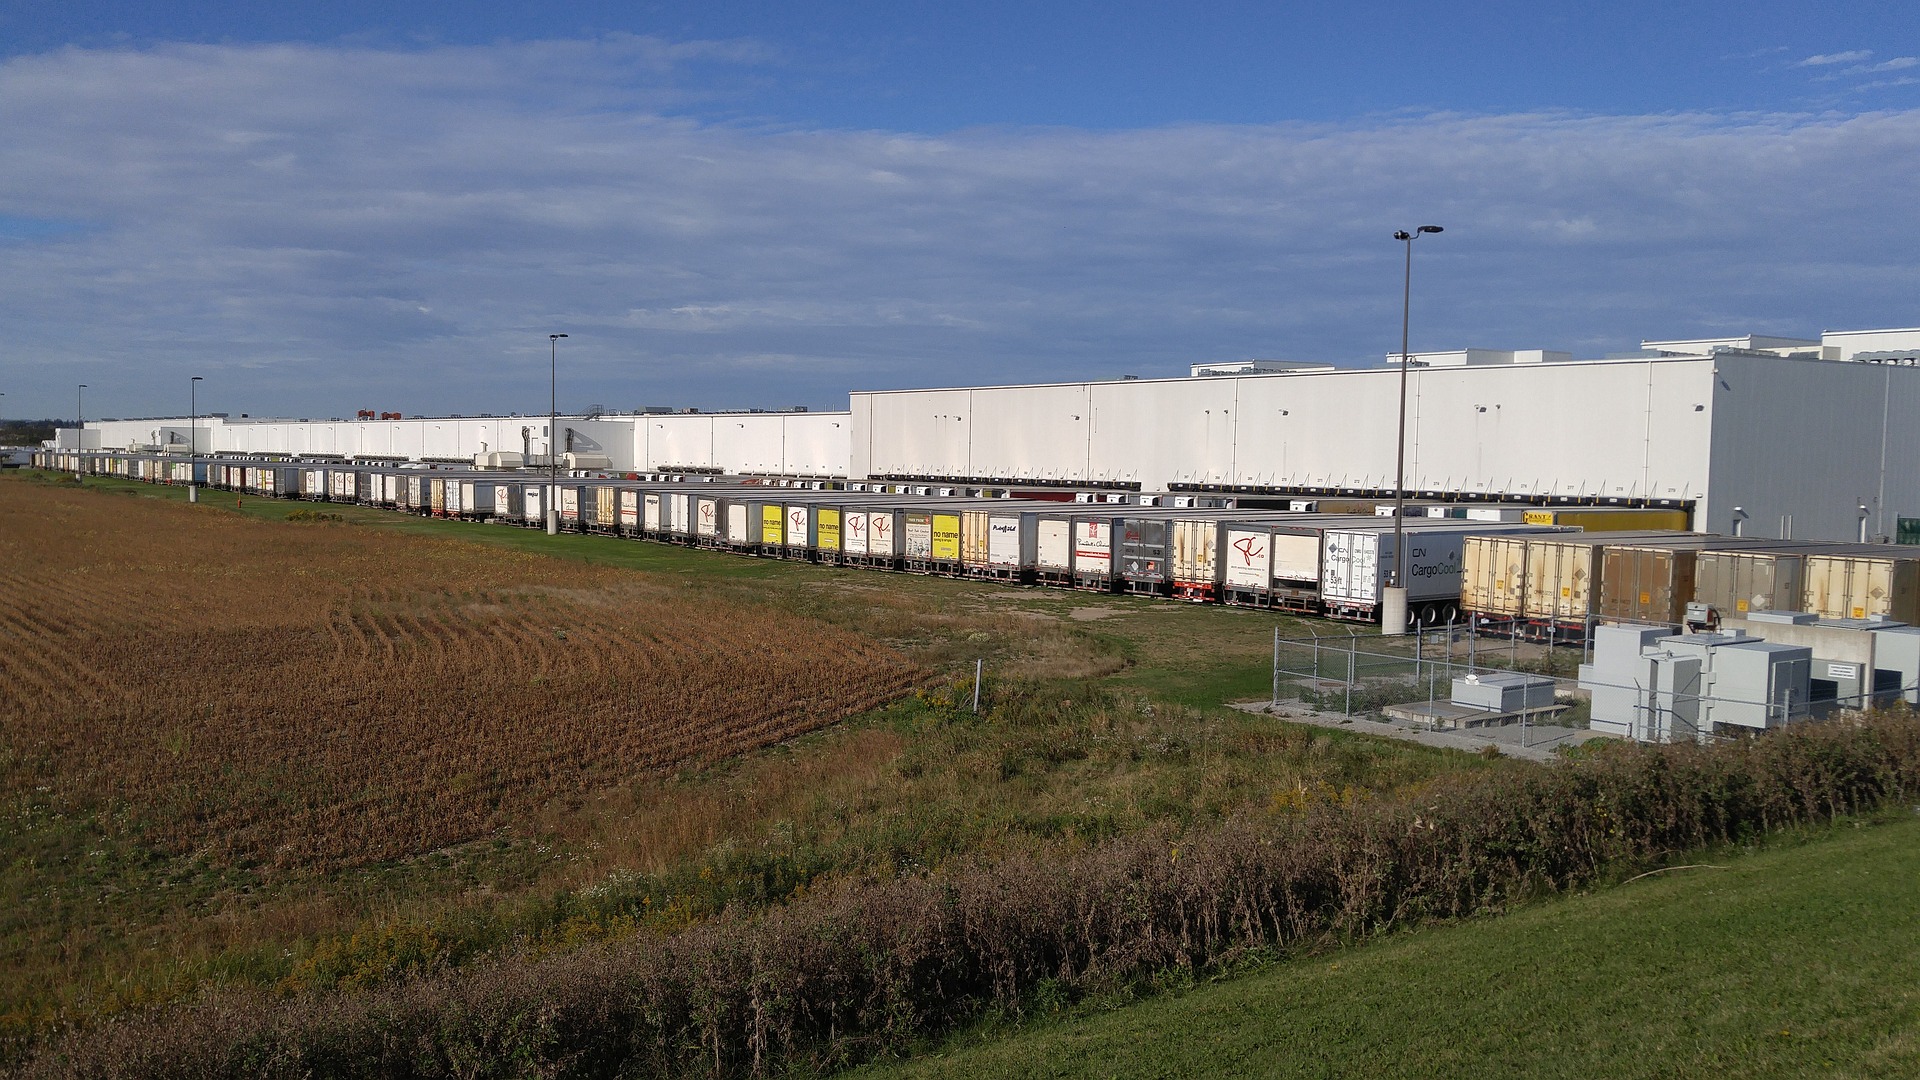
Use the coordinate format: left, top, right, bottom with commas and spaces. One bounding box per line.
27, 711, 1920, 1079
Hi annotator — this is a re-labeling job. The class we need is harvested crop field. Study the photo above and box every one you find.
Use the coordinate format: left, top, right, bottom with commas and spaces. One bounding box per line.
0, 481, 925, 871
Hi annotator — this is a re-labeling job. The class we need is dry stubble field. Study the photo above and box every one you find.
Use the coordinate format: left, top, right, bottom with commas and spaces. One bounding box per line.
0, 480, 924, 870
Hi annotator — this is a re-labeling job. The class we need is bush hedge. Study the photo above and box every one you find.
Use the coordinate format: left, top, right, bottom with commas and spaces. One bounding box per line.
26, 711, 1920, 1079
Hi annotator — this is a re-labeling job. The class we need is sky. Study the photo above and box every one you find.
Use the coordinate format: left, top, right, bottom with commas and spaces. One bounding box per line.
2, 2, 1919, 420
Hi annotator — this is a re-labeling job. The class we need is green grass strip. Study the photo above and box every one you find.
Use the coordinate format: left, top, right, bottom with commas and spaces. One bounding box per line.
862, 815, 1920, 1080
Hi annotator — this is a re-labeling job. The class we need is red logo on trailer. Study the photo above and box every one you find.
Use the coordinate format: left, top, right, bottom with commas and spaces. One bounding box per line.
1232, 535, 1263, 565
848, 517, 866, 538
700, 504, 713, 523
790, 510, 804, 531
873, 517, 890, 539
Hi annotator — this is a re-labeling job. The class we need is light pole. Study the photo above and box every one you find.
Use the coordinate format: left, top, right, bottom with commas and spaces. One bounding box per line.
76, 384, 87, 477
1384, 224, 1443, 635
189, 377, 203, 503
548, 333, 567, 535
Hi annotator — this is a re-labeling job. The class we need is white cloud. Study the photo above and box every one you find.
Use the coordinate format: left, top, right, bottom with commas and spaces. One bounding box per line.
2, 41, 1920, 418
1798, 50, 1874, 66
1846, 56, 1920, 74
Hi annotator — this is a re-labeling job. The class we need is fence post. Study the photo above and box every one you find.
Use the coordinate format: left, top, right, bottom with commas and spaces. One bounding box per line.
1345, 630, 1355, 716
1468, 622, 1477, 674
1271, 625, 1279, 708
1414, 622, 1423, 685
972, 658, 983, 714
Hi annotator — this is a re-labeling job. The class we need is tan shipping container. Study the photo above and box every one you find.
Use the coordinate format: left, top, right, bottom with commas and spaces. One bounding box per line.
1461, 534, 1531, 618
1170, 519, 1222, 595
1598, 545, 1702, 625
1803, 553, 1920, 622
1695, 549, 1807, 615
1523, 531, 1698, 626
960, 509, 993, 569
1525, 536, 1603, 625
596, 486, 616, 527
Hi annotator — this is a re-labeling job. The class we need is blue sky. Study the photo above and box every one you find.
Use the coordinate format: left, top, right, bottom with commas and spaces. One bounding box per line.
2, 2, 1918, 419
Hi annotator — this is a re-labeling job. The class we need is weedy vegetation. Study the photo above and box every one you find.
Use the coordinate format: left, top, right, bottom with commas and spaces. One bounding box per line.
7, 473, 1919, 1078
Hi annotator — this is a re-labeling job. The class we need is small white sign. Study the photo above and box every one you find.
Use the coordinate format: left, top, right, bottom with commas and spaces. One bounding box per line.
1827, 662, 1859, 680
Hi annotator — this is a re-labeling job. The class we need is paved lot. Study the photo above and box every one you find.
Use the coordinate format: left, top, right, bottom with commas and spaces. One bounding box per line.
1235, 701, 1612, 763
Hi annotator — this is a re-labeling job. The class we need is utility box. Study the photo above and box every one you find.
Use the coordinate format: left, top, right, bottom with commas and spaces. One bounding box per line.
1580, 629, 1812, 743
1871, 626, 1920, 705
1723, 613, 1915, 714
1450, 671, 1556, 713
1578, 624, 1673, 738
1709, 642, 1814, 730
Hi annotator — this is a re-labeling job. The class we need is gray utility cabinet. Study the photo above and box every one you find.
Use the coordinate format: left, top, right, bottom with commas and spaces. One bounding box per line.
1725, 612, 1920, 711
1580, 627, 1812, 744
1450, 671, 1556, 713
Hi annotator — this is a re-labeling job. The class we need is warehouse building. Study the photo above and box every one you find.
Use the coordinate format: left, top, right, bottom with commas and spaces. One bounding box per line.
58, 325, 1920, 545
851, 327, 1920, 544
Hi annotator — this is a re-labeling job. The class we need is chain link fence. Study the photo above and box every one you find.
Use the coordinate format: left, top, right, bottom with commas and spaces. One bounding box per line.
1266, 618, 1916, 747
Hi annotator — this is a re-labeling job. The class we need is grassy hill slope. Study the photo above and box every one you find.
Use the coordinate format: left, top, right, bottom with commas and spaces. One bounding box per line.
861, 815, 1920, 1080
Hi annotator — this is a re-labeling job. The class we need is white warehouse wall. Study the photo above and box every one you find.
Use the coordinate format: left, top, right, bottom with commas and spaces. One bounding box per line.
636, 413, 850, 476
853, 356, 1718, 503
75, 410, 854, 477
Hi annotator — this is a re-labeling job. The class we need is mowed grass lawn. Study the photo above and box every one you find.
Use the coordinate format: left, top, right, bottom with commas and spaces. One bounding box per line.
860, 814, 1920, 1080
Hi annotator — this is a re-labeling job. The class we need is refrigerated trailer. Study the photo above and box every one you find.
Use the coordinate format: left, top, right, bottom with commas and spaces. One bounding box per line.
1319, 523, 1575, 623
1803, 550, 1920, 623
1214, 515, 1386, 611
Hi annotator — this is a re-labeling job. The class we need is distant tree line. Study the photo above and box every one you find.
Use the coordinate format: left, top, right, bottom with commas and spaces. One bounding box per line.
0, 419, 61, 445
